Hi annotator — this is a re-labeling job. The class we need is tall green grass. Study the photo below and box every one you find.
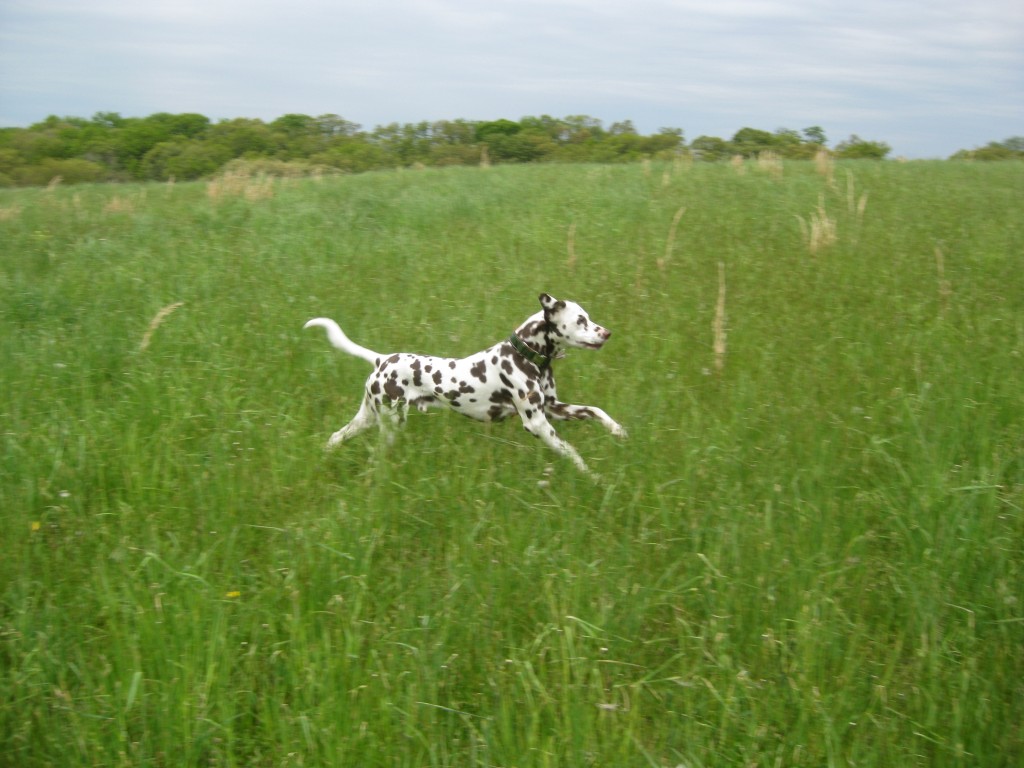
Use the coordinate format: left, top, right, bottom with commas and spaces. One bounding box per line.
1, 160, 1022, 766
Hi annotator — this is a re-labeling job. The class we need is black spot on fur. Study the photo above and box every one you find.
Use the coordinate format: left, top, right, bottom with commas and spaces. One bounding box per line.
383, 379, 405, 401
511, 352, 537, 377
549, 403, 595, 420
521, 320, 548, 338
487, 390, 515, 421
470, 360, 487, 382
490, 390, 514, 404
432, 370, 443, 385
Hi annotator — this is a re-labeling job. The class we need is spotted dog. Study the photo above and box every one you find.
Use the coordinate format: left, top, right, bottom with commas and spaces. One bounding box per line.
304, 293, 626, 475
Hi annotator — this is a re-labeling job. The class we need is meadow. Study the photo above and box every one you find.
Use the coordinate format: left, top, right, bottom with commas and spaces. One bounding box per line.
1, 158, 1021, 767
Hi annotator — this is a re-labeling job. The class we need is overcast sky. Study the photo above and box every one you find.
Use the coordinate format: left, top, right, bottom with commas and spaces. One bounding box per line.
1, 0, 1021, 158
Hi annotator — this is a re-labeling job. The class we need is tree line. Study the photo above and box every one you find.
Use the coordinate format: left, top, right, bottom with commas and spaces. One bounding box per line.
0, 112, 1019, 187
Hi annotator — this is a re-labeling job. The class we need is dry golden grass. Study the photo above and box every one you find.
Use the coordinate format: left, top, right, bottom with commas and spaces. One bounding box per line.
814, 149, 835, 187
103, 193, 144, 214
205, 160, 337, 200
846, 172, 869, 223
0, 204, 21, 221
139, 302, 185, 352
657, 206, 686, 271
756, 150, 783, 178
794, 193, 835, 253
797, 195, 837, 254
713, 261, 727, 373
207, 170, 275, 201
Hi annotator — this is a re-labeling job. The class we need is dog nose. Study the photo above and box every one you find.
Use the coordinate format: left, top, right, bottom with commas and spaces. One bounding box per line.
600, 328, 611, 339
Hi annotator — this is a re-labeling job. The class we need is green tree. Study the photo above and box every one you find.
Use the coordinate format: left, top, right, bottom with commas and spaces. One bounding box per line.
271, 114, 329, 158
731, 127, 776, 157
691, 135, 731, 161
14, 157, 106, 186
92, 112, 126, 129
835, 135, 891, 159
646, 127, 684, 154
0, 147, 23, 186
315, 114, 361, 138
803, 126, 827, 145
562, 115, 605, 144
474, 119, 521, 142
207, 118, 278, 158
141, 138, 232, 180
487, 131, 551, 163
311, 140, 388, 173
370, 121, 438, 165
950, 137, 1024, 160
519, 115, 571, 143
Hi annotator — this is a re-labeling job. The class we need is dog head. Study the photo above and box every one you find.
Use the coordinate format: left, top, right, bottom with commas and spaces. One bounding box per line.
539, 293, 612, 350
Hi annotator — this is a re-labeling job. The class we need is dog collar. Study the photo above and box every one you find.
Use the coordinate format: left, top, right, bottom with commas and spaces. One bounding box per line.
508, 333, 552, 368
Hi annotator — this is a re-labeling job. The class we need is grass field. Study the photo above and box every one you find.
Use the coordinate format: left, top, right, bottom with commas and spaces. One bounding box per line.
1, 159, 1022, 767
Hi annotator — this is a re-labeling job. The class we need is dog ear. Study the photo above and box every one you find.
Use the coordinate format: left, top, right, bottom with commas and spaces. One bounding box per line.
539, 293, 556, 309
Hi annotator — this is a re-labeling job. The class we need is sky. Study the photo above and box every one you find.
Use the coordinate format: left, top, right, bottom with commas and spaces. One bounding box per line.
1, 0, 1021, 158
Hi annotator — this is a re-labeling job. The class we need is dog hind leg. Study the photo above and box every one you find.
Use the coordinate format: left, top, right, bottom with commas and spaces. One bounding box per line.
326, 397, 379, 448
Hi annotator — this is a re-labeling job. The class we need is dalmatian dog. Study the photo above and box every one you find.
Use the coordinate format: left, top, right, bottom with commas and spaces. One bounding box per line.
304, 293, 626, 475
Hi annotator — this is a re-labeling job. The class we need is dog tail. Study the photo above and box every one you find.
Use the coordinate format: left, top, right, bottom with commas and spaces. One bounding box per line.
303, 317, 380, 365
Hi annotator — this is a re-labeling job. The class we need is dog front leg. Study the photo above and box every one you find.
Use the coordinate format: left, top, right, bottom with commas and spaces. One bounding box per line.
517, 408, 592, 474
547, 401, 628, 438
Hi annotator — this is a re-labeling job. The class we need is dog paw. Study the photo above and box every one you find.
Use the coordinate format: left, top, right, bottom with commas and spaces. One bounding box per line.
611, 423, 629, 439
